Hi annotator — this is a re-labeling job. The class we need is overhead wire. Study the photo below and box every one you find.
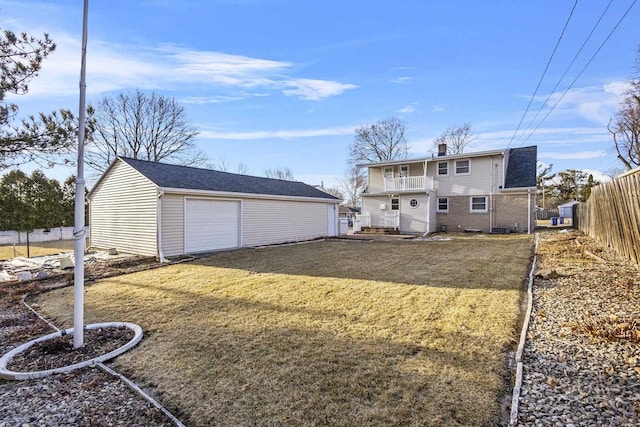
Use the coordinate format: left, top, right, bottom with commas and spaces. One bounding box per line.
507, 0, 579, 148
519, 0, 637, 146
514, 0, 614, 145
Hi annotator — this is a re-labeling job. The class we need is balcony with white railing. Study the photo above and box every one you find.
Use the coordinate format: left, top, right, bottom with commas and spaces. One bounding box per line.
384, 176, 434, 192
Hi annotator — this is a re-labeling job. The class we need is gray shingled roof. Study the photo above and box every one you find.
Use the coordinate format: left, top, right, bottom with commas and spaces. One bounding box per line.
119, 157, 340, 200
504, 146, 537, 188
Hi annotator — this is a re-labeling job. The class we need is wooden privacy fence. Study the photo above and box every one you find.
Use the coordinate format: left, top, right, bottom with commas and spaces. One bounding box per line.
577, 169, 640, 265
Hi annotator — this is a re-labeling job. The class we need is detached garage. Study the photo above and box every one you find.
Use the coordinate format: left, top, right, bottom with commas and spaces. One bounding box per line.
88, 157, 340, 258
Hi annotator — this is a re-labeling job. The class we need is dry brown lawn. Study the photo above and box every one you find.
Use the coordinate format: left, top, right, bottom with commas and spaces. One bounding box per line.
35, 235, 533, 426
0, 239, 74, 260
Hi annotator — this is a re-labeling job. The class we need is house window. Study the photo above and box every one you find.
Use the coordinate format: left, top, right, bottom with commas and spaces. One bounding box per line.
438, 161, 448, 176
470, 196, 488, 212
409, 198, 419, 208
384, 167, 393, 179
437, 197, 449, 213
455, 159, 470, 175
391, 198, 399, 210
399, 164, 409, 178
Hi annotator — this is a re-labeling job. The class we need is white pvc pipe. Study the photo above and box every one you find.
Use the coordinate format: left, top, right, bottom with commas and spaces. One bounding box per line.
97, 363, 186, 427
509, 233, 539, 425
0, 322, 143, 381
74, 0, 89, 349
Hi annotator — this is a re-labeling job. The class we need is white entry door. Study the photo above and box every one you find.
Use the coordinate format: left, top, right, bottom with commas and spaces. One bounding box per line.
185, 199, 240, 253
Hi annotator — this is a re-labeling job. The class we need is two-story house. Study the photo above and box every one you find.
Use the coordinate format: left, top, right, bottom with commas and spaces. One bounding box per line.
356, 145, 537, 234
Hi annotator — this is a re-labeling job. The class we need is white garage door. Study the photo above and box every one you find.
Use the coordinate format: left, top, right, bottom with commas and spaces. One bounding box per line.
185, 199, 240, 253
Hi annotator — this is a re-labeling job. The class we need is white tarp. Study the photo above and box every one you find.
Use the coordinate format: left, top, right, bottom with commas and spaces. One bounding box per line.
0, 250, 133, 283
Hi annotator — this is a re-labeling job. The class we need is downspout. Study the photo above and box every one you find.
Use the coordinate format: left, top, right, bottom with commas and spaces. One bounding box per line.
527, 188, 532, 234
157, 189, 167, 262
490, 157, 495, 233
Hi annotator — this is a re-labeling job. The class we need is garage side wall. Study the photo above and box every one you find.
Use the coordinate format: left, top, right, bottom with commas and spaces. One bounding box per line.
160, 194, 185, 257
89, 161, 158, 256
242, 199, 331, 247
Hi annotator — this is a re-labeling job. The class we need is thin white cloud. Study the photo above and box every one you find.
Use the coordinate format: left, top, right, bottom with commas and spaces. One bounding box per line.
581, 168, 612, 183
539, 150, 607, 160
431, 105, 445, 112
391, 76, 412, 84
398, 104, 417, 114
4, 25, 356, 101
530, 80, 632, 125
281, 79, 357, 101
200, 125, 356, 140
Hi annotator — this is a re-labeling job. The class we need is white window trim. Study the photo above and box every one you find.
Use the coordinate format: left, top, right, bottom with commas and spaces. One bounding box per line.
399, 164, 409, 178
469, 196, 488, 213
437, 161, 449, 176
454, 159, 471, 176
391, 198, 400, 211
437, 197, 449, 213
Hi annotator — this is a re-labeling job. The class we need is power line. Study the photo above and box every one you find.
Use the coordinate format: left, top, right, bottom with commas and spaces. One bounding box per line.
514, 0, 614, 145
507, 0, 579, 148
520, 0, 637, 146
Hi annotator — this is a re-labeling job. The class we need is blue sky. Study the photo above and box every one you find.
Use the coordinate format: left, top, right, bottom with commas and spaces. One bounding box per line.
2, 0, 639, 188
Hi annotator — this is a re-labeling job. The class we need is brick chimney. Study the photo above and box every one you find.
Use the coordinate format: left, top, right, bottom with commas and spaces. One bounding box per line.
438, 143, 447, 156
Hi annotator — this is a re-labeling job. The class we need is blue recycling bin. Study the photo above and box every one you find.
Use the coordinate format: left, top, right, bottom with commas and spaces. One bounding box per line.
551, 217, 558, 226
559, 217, 564, 225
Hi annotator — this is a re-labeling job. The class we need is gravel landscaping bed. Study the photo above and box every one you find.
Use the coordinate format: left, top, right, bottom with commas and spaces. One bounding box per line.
517, 230, 640, 426
0, 302, 175, 427
0, 262, 178, 427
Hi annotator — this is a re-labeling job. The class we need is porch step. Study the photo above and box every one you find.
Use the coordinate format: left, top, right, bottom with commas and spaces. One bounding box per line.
356, 226, 401, 235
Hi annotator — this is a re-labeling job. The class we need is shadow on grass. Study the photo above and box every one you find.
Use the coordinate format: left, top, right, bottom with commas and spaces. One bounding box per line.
109, 297, 507, 427
186, 238, 534, 290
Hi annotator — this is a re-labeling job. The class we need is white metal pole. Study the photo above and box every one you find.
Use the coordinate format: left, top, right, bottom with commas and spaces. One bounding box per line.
74, 0, 89, 349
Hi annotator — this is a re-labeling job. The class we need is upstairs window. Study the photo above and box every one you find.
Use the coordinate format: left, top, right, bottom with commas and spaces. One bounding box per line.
384, 167, 393, 179
455, 159, 470, 175
437, 161, 448, 176
399, 164, 409, 178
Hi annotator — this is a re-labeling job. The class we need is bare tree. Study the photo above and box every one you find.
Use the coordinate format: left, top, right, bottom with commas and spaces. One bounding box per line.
264, 167, 295, 181
338, 165, 366, 208
349, 117, 409, 164
86, 90, 203, 173
236, 163, 250, 175
536, 162, 556, 209
321, 186, 343, 200
432, 123, 474, 155
608, 90, 640, 171
211, 158, 250, 175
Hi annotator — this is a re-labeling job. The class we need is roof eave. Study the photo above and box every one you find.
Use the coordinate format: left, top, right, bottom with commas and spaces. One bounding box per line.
159, 186, 341, 203
356, 149, 506, 168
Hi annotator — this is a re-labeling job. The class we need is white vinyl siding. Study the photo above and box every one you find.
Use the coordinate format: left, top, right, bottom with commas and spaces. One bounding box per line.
89, 160, 157, 256
160, 194, 184, 257
242, 199, 329, 247
427, 156, 501, 196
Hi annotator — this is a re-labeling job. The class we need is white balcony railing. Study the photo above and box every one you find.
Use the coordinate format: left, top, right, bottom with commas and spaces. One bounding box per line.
384, 176, 434, 192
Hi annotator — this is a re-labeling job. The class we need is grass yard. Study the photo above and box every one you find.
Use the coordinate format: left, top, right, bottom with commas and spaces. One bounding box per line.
0, 239, 74, 261
34, 235, 533, 426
